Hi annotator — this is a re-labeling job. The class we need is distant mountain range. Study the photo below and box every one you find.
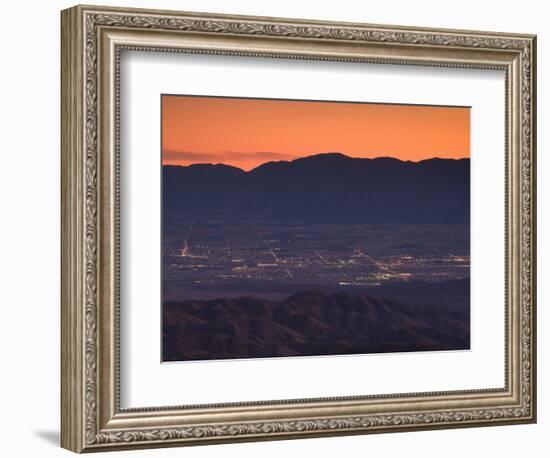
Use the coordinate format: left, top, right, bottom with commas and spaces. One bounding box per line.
163, 153, 470, 224
163, 284, 470, 361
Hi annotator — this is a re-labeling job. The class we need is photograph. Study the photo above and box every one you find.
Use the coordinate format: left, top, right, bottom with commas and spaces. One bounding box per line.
161, 95, 471, 362
57, 4, 537, 452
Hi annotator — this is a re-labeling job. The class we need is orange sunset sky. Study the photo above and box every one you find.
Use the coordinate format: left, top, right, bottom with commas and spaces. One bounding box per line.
162, 95, 470, 171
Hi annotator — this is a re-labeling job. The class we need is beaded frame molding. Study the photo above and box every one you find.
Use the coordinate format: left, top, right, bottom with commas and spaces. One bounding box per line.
61, 4, 536, 453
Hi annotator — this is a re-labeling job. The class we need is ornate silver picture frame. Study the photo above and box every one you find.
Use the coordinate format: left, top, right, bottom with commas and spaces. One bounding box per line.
61, 4, 536, 453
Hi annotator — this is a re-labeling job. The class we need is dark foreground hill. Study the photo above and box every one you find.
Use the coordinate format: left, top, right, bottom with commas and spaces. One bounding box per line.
163, 153, 470, 224
163, 288, 470, 361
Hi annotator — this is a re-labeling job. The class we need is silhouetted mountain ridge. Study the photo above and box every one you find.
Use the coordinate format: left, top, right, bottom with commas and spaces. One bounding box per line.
163, 287, 470, 361
163, 153, 470, 224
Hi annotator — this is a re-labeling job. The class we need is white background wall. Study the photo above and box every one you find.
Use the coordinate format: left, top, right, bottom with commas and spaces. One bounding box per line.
0, 0, 546, 456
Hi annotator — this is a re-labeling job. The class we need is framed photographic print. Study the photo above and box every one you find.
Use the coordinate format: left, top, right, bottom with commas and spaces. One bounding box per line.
61, 4, 537, 453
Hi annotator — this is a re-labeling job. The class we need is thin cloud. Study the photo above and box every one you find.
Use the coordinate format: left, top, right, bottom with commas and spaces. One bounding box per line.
220, 151, 295, 162
163, 150, 295, 169
163, 150, 221, 163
